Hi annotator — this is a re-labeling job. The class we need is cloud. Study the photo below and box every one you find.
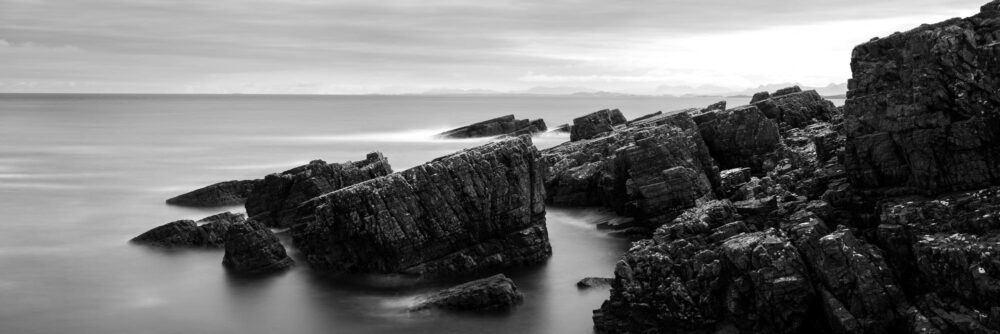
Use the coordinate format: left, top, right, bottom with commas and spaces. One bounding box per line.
0, 0, 988, 93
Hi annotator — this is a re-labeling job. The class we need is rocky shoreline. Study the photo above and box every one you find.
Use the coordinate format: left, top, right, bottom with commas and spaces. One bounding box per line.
132, 1, 1000, 331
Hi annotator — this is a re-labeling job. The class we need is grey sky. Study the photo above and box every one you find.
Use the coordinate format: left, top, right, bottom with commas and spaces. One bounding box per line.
0, 0, 986, 94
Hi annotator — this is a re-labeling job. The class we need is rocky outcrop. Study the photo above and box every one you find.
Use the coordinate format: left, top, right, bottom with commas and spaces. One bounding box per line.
843, 5, 1000, 193
222, 220, 294, 275
131, 212, 246, 248
438, 115, 547, 138
753, 87, 839, 128
570, 109, 627, 141
245, 153, 392, 228
166, 179, 261, 207
552, 123, 573, 133
693, 105, 782, 174
542, 111, 719, 230
290, 136, 550, 277
410, 274, 523, 312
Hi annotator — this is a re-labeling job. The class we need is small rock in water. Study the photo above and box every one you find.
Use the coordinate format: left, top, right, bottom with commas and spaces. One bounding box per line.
222, 220, 294, 275
576, 277, 613, 289
410, 274, 523, 312
165, 179, 261, 207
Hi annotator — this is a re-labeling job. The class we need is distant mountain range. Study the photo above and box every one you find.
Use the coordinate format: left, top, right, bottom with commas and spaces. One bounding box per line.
418, 83, 848, 98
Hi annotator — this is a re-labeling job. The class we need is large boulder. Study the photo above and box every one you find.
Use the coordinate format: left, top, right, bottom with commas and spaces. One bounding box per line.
542, 112, 719, 230
570, 109, 627, 141
245, 153, 392, 228
222, 220, 294, 275
843, 5, 1000, 193
131, 212, 246, 248
166, 179, 261, 207
752, 87, 839, 128
438, 115, 547, 139
410, 274, 523, 312
290, 136, 550, 277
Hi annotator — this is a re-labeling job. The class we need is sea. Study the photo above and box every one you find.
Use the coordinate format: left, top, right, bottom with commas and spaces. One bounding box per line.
0, 94, 844, 334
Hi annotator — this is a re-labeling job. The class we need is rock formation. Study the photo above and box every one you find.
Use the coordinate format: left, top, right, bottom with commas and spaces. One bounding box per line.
245, 153, 392, 228
570, 109, 627, 141
131, 212, 247, 248
752, 86, 839, 128
166, 179, 261, 207
222, 220, 294, 275
843, 3, 1000, 194
410, 274, 523, 312
291, 136, 551, 277
542, 111, 720, 231
438, 115, 547, 138
693, 105, 782, 173
576, 277, 613, 289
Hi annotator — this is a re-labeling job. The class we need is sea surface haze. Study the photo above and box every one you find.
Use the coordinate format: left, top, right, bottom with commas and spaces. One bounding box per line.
0, 93, 843, 333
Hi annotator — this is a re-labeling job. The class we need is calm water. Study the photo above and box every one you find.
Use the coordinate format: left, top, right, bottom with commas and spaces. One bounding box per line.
0, 94, 811, 334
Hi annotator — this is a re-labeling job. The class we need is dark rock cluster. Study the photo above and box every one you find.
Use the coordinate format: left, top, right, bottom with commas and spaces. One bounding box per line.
166, 179, 261, 207
291, 136, 551, 277
245, 153, 392, 228
410, 274, 523, 312
586, 4, 1000, 333
222, 220, 295, 275
438, 115, 547, 139
131, 212, 247, 248
570, 109, 628, 141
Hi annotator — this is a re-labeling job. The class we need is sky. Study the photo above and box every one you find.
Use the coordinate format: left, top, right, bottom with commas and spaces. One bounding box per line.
0, 0, 988, 94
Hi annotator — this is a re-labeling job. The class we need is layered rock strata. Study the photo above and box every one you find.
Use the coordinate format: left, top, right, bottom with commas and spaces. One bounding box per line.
291, 136, 551, 277
439, 115, 547, 139
570, 109, 627, 141
222, 220, 294, 275
131, 212, 247, 248
410, 274, 523, 312
166, 179, 261, 207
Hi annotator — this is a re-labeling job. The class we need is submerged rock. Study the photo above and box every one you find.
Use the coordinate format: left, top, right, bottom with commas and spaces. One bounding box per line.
245, 153, 392, 228
570, 109, 627, 141
843, 4, 1000, 194
410, 274, 523, 312
291, 136, 550, 277
166, 179, 261, 207
438, 115, 547, 139
131, 212, 246, 248
222, 220, 294, 275
576, 277, 613, 289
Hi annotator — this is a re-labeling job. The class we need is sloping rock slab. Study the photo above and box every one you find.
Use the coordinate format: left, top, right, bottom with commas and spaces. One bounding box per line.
222, 220, 294, 275
439, 115, 547, 139
131, 212, 247, 248
166, 179, 261, 207
410, 274, 523, 312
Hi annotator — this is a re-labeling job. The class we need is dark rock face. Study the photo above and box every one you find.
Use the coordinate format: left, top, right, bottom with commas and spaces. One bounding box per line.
291, 136, 550, 277
753, 87, 839, 128
245, 153, 392, 228
542, 112, 719, 230
222, 220, 294, 275
577, 277, 613, 289
570, 109, 627, 141
693, 105, 782, 173
439, 115, 547, 139
410, 274, 523, 312
131, 212, 247, 248
843, 6, 1000, 193
166, 179, 261, 207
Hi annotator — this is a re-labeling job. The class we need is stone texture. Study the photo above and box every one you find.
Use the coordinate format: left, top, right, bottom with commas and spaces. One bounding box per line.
290, 136, 551, 277
131, 212, 246, 248
570, 109, 627, 141
222, 220, 294, 275
843, 5, 1000, 193
410, 274, 523, 312
753, 87, 839, 128
543, 112, 719, 230
438, 115, 547, 138
693, 105, 782, 174
577, 277, 613, 289
719, 168, 752, 198
245, 153, 392, 228
166, 179, 261, 207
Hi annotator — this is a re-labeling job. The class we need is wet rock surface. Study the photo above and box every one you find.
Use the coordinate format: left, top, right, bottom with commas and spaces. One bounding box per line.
245, 153, 392, 228
222, 220, 294, 275
291, 136, 551, 277
131, 212, 247, 248
439, 115, 547, 139
410, 274, 523, 312
166, 179, 261, 207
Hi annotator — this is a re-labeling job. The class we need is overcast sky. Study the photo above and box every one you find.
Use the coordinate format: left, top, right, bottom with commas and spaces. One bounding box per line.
0, 0, 986, 94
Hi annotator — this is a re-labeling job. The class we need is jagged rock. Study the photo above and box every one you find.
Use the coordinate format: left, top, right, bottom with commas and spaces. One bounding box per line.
439, 115, 547, 138
410, 274, 523, 312
166, 179, 261, 207
719, 168, 752, 198
222, 220, 294, 275
245, 153, 392, 228
627, 111, 663, 125
577, 277, 614, 289
131, 212, 247, 248
542, 112, 719, 229
750, 91, 771, 104
291, 136, 551, 277
753, 88, 838, 128
843, 5, 1000, 193
701, 100, 726, 112
570, 109, 627, 141
693, 105, 781, 174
